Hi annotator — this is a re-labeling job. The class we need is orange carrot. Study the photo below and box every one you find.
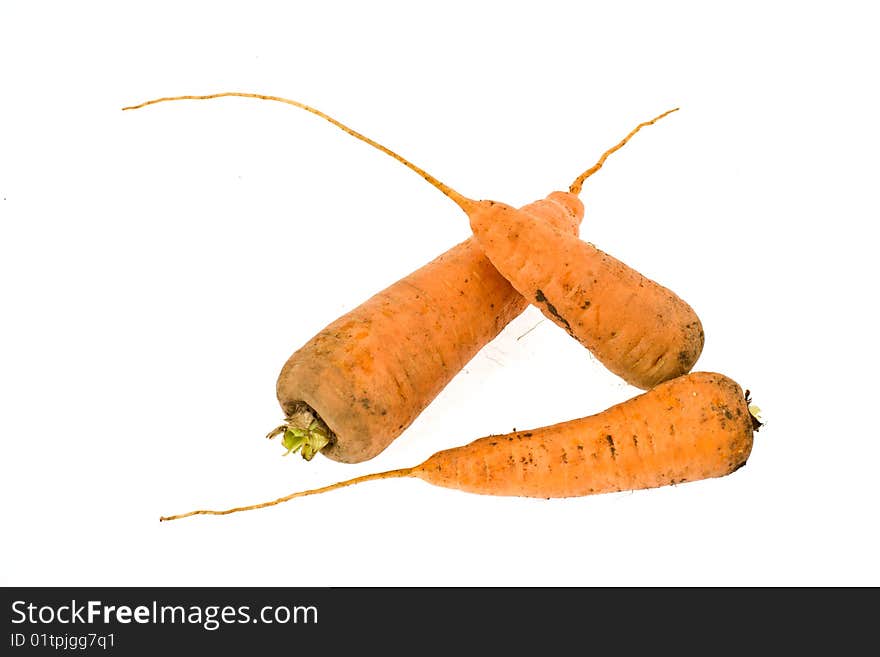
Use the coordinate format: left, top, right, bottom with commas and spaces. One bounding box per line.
271, 194, 581, 463
467, 197, 703, 390
124, 92, 697, 462
463, 110, 703, 389
159, 372, 760, 520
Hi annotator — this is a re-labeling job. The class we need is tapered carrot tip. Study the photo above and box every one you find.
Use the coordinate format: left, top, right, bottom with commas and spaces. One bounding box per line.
122, 91, 477, 214
158, 468, 415, 522
569, 107, 679, 195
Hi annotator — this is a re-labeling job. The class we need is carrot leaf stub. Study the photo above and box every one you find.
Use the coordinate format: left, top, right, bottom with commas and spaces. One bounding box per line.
281, 423, 330, 460
266, 408, 333, 461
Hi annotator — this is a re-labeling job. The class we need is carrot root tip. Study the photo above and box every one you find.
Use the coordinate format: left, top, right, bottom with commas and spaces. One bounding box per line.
568, 107, 679, 195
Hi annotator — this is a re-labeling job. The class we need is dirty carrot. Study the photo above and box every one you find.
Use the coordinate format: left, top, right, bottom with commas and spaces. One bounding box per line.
159, 372, 759, 520
269, 196, 581, 462
469, 111, 705, 389
124, 92, 698, 462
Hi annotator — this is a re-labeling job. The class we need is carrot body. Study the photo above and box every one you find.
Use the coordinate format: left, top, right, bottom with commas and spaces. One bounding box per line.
159, 372, 757, 520
277, 194, 583, 463
467, 197, 704, 389
415, 371, 751, 497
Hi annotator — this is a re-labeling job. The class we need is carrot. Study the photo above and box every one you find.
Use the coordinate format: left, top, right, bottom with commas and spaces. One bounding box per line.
468, 112, 704, 389
123, 92, 698, 462
159, 372, 760, 520
271, 198, 581, 463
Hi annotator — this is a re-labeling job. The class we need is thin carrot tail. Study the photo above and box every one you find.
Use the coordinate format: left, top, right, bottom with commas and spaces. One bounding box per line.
122, 92, 475, 214
158, 467, 415, 522
569, 107, 679, 195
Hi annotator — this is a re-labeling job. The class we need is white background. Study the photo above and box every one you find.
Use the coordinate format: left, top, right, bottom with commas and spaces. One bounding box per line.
2, 1, 878, 586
